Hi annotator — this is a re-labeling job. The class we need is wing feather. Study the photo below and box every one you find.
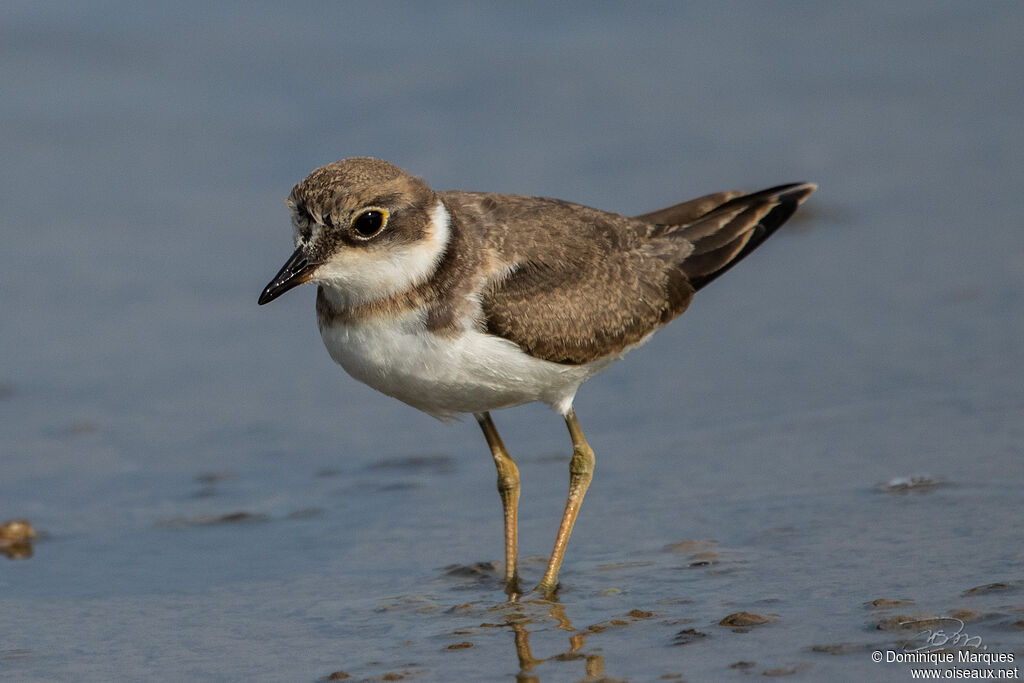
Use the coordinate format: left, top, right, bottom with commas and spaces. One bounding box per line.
460, 182, 815, 365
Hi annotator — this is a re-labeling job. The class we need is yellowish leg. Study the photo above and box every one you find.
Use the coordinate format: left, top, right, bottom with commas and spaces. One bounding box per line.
536, 408, 595, 596
475, 412, 522, 598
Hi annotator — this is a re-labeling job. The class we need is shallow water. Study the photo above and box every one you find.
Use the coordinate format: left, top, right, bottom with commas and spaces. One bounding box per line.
2, 2, 1023, 681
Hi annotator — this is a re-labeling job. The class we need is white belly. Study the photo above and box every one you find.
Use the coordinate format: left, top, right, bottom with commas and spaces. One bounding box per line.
319, 311, 612, 420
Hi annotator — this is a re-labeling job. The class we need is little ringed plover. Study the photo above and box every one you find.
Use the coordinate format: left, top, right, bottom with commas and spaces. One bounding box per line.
259, 157, 815, 598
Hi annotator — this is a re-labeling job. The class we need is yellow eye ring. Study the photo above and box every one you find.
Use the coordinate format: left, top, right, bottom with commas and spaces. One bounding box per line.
350, 208, 388, 239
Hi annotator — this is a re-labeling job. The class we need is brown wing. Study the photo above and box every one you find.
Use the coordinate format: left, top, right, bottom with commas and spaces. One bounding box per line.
481, 238, 694, 365
472, 183, 815, 365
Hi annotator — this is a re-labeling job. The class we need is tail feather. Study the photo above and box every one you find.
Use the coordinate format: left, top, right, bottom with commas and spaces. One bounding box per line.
633, 190, 745, 227
686, 203, 774, 252
677, 231, 755, 285
655, 182, 816, 291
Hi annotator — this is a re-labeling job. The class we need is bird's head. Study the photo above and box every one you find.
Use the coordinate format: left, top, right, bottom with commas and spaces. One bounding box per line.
258, 157, 449, 308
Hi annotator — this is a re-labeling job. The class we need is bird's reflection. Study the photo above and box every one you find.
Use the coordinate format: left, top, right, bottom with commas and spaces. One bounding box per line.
499, 599, 611, 683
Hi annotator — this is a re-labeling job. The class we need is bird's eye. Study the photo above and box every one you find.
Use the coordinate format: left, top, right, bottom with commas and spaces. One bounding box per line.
322, 214, 333, 228
351, 209, 388, 238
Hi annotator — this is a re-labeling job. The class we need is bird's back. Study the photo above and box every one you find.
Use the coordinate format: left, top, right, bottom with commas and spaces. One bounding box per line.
441, 183, 815, 366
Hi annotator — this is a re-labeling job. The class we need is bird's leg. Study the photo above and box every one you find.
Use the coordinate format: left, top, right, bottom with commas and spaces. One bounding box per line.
475, 412, 522, 598
536, 408, 594, 597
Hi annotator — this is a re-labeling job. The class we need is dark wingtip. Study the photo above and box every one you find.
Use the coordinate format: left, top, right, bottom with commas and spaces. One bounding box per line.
688, 182, 816, 292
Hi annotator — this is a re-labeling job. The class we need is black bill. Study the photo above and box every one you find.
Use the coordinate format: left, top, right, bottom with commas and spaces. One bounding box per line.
258, 247, 317, 305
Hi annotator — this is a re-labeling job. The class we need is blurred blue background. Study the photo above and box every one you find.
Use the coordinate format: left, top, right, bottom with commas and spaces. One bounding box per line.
2, 3, 1022, 681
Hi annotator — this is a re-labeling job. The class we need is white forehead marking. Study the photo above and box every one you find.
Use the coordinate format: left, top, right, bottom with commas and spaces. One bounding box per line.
313, 199, 451, 307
